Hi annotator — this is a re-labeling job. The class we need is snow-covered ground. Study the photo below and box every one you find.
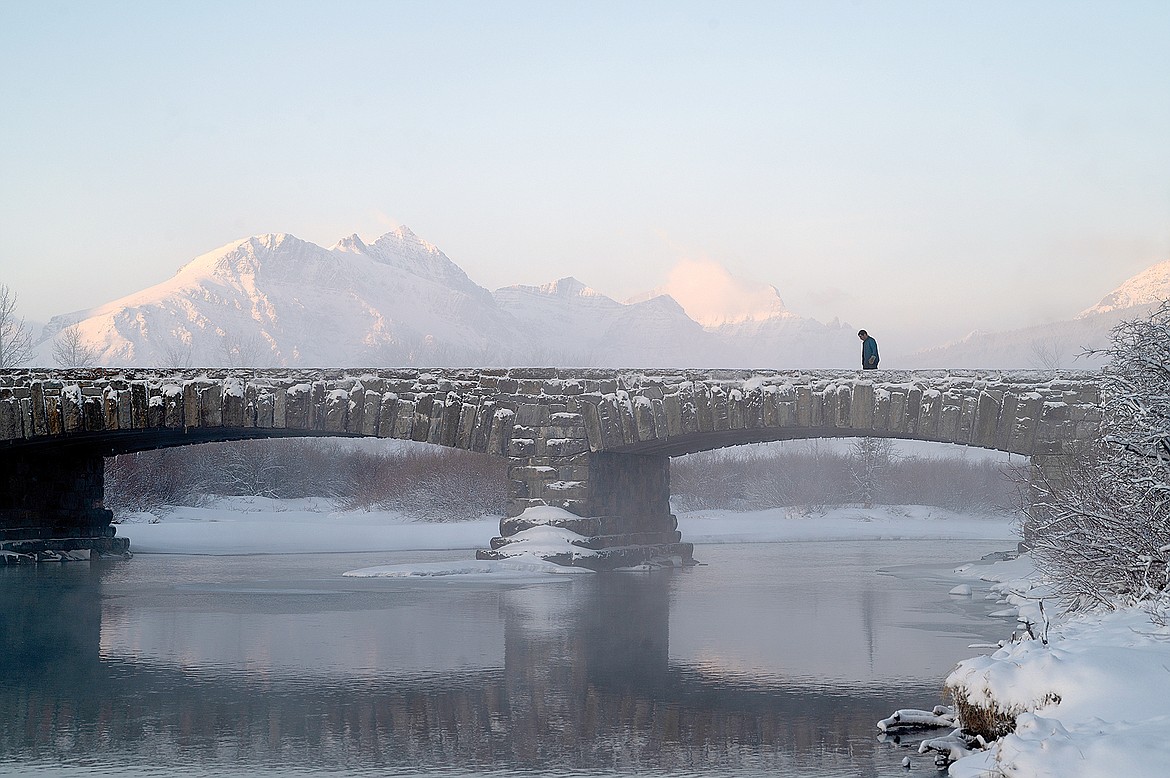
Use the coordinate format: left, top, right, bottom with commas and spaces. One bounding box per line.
935, 553, 1170, 777
114, 498, 1017, 570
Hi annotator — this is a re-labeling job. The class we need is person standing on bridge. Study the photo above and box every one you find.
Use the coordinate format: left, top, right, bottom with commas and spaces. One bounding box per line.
858, 330, 879, 370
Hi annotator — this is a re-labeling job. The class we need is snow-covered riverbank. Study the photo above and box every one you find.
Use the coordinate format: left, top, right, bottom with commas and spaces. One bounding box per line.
939, 554, 1170, 777
114, 497, 1017, 556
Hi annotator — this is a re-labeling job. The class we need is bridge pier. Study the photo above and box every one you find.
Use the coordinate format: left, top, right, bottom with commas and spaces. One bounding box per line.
486, 451, 694, 570
0, 447, 129, 560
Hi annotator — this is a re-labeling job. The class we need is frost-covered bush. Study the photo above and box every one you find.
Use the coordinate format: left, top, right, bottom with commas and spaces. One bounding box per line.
1026, 300, 1170, 608
106, 438, 507, 521
670, 442, 1016, 513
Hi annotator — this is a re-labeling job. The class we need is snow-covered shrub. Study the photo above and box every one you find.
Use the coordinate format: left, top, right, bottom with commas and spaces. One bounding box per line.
105, 438, 507, 521
670, 442, 1016, 513
1025, 300, 1170, 608
340, 445, 507, 520
106, 448, 208, 517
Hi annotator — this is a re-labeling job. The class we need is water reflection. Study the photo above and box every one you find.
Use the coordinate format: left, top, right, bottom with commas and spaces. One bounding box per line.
0, 542, 1006, 776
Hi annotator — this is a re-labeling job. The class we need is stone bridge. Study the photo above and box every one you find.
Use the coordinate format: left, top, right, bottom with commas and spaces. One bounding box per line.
0, 368, 1102, 565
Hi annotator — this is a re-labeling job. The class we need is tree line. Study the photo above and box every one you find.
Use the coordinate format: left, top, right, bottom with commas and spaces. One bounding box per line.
106, 436, 1019, 521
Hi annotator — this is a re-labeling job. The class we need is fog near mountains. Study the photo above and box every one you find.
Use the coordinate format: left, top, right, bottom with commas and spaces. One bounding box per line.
27, 225, 1166, 370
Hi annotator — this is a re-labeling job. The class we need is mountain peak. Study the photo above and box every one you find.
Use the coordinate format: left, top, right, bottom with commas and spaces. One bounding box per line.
331, 233, 368, 254
371, 225, 440, 256
1078, 259, 1170, 318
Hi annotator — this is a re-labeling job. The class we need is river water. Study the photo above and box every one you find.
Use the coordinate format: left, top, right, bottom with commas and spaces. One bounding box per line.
0, 539, 1010, 777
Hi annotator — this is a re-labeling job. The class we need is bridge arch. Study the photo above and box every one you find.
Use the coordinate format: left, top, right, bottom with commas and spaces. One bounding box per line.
0, 368, 1102, 564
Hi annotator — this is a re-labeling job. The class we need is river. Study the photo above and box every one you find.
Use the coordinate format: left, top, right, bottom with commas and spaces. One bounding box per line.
0, 539, 1010, 777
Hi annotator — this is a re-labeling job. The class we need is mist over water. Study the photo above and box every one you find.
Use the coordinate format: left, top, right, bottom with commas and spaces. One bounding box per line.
0, 541, 1010, 777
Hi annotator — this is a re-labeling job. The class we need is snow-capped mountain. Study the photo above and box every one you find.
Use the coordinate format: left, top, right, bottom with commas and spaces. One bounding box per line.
35, 227, 529, 367
493, 277, 719, 366
1077, 259, 1170, 318
899, 263, 1168, 369
33, 222, 1166, 370
36, 226, 851, 368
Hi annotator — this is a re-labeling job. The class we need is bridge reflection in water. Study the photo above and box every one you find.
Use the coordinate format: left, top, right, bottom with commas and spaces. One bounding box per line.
0, 548, 989, 775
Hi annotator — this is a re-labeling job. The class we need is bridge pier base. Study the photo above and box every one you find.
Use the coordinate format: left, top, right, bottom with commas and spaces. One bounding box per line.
482, 451, 695, 570
0, 448, 129, 561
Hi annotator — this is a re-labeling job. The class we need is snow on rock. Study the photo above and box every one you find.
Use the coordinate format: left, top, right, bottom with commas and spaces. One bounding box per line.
877, 706, 957, 732
342, 556, 589, 580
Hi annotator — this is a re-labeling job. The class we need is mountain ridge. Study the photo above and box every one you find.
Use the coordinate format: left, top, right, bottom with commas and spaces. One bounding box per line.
31, 226, 1167, 369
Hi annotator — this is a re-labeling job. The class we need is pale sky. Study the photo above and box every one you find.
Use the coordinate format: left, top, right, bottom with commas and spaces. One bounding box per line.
1, 0, 1168, 353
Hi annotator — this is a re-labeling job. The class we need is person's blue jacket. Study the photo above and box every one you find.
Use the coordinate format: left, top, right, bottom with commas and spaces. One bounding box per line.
862, 336, 879, 369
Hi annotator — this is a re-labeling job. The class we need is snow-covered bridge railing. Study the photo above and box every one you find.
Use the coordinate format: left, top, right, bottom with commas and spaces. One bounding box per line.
0, 368, 1102, 564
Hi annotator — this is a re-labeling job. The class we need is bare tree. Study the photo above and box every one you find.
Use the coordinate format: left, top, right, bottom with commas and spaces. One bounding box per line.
1028, 336, 1066, 370
0, 283, 34, 368
850, 437, 895, 508
52, 323, 98, 368
221, 332, 274, 367
1024, 300, 1170, 608
158, 338, 195, 368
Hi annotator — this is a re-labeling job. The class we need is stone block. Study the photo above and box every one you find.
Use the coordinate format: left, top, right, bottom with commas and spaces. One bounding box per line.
487, 407, 515, 457
728, 389, 745, 430
509, 438, 536, 457
374, 393, 398, 437
456, 403, 478, 449
650, 396, 668, 439
411, 394, 433, 442
45, 392, 63, 436
347, 386, 366, 433
850, 382, 874, 430
285, 385, 311, 430
426, 399, 445, 445
310, 381, 327, 429
0, 398, 16, 440
439, 395, 461, 447
29, 382, 47, 437
633, 396, 656, 441
324, 389, 348, 432
938, 397, 960, 442
923, 391, 946, 439
393, 399, 416, 440
693, 385, 714, 433
361, 392, 381, 436
143, 393, 162, 428
973, 391, 1000, 448
872, 389, 890, 432
795, 386, 813, 428
270, 385, 287, 428
580, 400, 604, 452
223, 387, 246, 428
888, 390, 906, 433
711, 386, 730, 431
164, 387, 184, 429
517, 403, 551, 426
745, 387, 764, 429
82, 396, 103, 432
98, 389, 116, 432
243, 384, 259, 428
546, 437, 589, 457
